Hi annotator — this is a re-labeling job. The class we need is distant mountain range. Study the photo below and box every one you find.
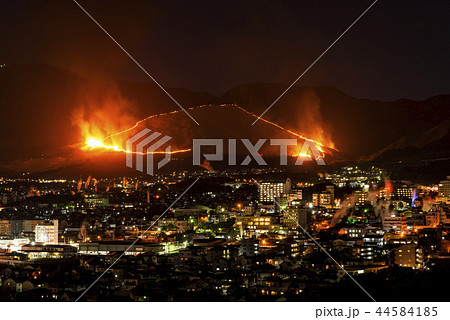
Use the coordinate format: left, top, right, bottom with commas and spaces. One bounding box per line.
0, 63, 449, 178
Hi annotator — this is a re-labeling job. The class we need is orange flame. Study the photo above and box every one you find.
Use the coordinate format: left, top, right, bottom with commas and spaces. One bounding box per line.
86, 138, 191, 155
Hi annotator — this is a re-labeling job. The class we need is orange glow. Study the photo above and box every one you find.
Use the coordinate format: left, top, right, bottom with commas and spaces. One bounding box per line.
87, 138, 120, 151
384, 176, 393, 195
79, 104, 335, 157
294, 153, 313, 159
86, 137, 190, 155
234, 104, 333, 153
86, 138, 191, 155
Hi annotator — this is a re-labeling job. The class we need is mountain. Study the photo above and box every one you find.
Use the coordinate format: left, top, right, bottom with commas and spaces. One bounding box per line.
0, 63, 449, 177
0, 63, 216, 161
220, 83, 450, 159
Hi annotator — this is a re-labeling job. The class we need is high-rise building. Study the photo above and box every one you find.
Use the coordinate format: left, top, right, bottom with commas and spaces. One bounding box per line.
11, 219, 52, 236
395, 185, 414, 200
355, 191, 368, 206
259, 179, 291, 203
282, 206, 312, 230
360, 232, 384, 260
35, 220, 58, 244
326, 185, 335, 203
312, 186, 335, 208
313, 192, 333, 208
312, 193, 319, 207
0, 220, 11, 235
23, 220, 43, 233
378, 188, 391, 200
275, 195, 289, 212
287, 188, 302, 203
285, 178, 292, 194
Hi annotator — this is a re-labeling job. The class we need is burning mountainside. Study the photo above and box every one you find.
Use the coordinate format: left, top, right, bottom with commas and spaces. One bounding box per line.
71, 81, 139, 152
2, 64, 448, 177
78, 103, 338, 161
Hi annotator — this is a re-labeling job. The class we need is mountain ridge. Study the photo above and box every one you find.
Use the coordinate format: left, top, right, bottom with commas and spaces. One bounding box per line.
0, 63, 449, 175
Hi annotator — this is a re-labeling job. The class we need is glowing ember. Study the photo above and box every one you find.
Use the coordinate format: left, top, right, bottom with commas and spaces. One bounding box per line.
86, 137, 190, 155
87, 138, 120, 151
297, 153, 312, 158
87, 138, 107, 148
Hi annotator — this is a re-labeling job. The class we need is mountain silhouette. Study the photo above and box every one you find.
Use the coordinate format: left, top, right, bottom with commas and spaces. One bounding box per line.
0, 63, 449, 176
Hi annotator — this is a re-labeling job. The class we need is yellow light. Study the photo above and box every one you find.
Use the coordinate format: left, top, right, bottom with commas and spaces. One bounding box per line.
87, 138, 105, 148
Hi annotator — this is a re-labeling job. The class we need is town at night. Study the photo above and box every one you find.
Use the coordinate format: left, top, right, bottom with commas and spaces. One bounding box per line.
1, 0, 449, 318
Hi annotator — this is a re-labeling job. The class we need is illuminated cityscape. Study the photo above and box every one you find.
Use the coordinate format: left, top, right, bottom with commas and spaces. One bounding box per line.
0, 166, 448, 301
1, 2, 449, 316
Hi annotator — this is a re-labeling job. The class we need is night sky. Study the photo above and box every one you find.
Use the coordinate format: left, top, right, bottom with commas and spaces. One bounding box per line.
1, 0, 449, 100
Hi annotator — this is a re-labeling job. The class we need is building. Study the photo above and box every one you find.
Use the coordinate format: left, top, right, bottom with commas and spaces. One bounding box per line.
438, 177, 450, 197
282, 206, 312, 231
312, 192, 333, 208
79, 241, 160, 255
235, 215, 276, 233
348, 226, 368, 238
240, 238, 259, 256
287, 189, 302, 203
277, 238, 301, 256
378, 188, 391, 200
359, 233, 384, 260
85, 195, 109, 207
395, 185, 414, 200
393, 243, 423, 268
16, 280, 34, 293
382, 215, 407, 233
326, 185, 335, 203
158, 218, 177, 231
19, 244, 77, 260
0, 238, 30, 251
9, 219, 46, 236
312, 194, 318, 207
418, 228, 442, 253
425, 212, 440, 227
259, 179, 291, 203
243, 205, 255, 215
34, 220, 58, 244
275, 195, 289, 212
0, 220, 11, 235
355, 191, 369, 206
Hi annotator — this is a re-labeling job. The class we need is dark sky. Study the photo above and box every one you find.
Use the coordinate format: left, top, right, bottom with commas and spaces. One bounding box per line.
1, 0, 449, 100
